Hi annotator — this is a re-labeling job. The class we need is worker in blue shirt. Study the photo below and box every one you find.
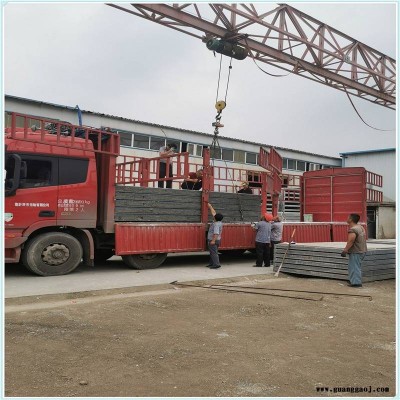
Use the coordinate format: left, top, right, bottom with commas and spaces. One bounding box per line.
252, 213, 271, 267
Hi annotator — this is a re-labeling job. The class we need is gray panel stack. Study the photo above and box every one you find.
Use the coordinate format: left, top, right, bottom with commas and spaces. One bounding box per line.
115, 186, 263, 223
209, 192, 261, 223
273, 241, 395, 282
115, 186, 202, 222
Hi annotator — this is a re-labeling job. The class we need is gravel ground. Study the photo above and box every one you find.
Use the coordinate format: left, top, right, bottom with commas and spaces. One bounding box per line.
5, 274, 396, 397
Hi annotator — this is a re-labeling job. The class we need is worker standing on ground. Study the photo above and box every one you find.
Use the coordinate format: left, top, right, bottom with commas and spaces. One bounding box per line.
158, 143, 177, 188
270, 215, 283, 263
181, 169, 203, 190
341, 213, 367, 287
252, 213, 271, 267
207, 203, 224, 269
237, 181, 253, 194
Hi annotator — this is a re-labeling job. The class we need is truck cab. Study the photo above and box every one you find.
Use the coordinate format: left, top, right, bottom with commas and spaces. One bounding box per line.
4, 113, 119, 276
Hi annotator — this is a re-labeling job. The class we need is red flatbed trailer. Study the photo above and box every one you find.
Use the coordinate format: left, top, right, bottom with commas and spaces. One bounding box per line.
4, 112, 282, 275
5, 113, 383, 276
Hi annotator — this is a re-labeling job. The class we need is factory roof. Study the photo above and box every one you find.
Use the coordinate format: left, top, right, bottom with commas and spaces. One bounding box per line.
5, 94, 341, 161
340, 148, 396, 156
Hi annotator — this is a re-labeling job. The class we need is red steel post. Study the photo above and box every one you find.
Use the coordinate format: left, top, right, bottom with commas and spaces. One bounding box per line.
201, 148, 213, 224
140, 159, 150, 187
261, 171, 267, 218
300, 175, 304, 222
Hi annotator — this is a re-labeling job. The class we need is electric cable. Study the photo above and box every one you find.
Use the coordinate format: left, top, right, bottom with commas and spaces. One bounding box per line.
343, 87, 394, 132
243, 39, 394, 131
244, 38, 290, 77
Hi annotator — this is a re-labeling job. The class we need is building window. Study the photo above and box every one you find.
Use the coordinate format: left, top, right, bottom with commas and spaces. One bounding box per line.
234, 150, 245, 163
119, 131, 133, 147
150, 136, 165, 150
297, 161, 306, 171
282, 158, 288, 169
196, 145, 203, 157
133, 134, 150, 149
5, 112, 11, 128
187, 143, 195, 155
222, 149, 234, 161
169, 140, 181, 152
246, 152, 257, 165
4, 113, 42, 129
308, 163, 320, 171
210, 147, 222, 159
287, 159, 296, 170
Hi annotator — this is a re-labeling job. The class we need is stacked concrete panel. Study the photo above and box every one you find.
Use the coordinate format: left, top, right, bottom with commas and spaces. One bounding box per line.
115, 186, 262, 223
208, 192, 261, 223
273, 241, 395, 282
115, 186, 202, 222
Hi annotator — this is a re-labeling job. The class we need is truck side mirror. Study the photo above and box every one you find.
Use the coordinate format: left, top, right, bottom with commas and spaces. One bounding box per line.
5, 154, 22, 197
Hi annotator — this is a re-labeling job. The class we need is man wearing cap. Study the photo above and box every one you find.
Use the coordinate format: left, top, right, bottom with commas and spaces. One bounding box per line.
252, 213, 272, 267
207, 203, 224, 269
238, 182, 253, 194
158, 143, 177, 188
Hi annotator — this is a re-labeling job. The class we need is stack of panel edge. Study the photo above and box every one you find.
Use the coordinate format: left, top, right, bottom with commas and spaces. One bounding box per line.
115, 186, 262, 223
273, 241, 396, 282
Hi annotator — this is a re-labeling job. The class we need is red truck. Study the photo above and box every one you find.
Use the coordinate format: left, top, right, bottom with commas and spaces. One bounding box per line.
5, 112, 282, 276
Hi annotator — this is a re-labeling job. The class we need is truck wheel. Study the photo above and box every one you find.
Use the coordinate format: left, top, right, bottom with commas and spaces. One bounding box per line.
122, 253, 167, 270
94, 249, 114, 264
22, 232, 83, 276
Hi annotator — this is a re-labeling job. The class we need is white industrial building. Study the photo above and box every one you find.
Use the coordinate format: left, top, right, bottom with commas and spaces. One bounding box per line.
341, 149, 396, 202
5, 95, 343, 221
340, 149, 396, 239
4, 95, 396, 236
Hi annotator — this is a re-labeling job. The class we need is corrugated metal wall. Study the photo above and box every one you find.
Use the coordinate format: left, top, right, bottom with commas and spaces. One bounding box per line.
282, 223, 331, 242
115, 223, 205, 254
303, 168, 367, 223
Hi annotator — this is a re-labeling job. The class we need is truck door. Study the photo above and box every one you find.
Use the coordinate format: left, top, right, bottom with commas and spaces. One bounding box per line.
56, 156, 97, 226
5, 154, 59, 232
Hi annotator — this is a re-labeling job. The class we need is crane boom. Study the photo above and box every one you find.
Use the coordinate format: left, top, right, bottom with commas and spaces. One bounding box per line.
107, 3, 395, 109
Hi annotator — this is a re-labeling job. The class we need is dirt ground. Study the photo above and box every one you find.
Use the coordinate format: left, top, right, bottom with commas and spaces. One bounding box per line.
5, 274, 396, 397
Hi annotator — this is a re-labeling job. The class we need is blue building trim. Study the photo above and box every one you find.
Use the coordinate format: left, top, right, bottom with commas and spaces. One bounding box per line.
340, 148, 395, 156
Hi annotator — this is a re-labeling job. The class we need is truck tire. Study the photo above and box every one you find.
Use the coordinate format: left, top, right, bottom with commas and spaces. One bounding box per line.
122, 253, 167, 270
21, 232, 83, 276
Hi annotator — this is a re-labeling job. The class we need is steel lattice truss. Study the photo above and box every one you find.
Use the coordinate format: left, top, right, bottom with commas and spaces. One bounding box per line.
108, 3, 396, 109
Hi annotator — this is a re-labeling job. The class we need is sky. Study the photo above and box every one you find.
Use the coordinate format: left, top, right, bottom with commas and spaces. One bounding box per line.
3, 2, 397, 157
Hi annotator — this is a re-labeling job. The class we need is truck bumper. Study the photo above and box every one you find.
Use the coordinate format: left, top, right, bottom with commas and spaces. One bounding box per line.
5, 235, 28, 263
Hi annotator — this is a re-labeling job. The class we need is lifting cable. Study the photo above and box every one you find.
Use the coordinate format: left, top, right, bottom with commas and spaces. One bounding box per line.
211, 54, 245, 221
